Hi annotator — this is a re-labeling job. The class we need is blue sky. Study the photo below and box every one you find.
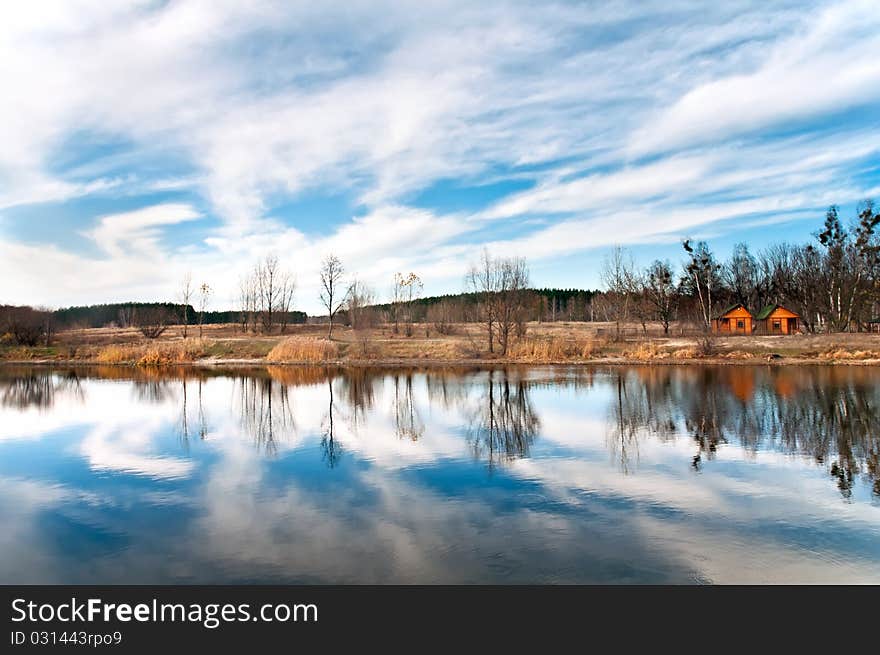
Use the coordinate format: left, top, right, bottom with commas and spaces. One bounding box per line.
1, 0, 879, 313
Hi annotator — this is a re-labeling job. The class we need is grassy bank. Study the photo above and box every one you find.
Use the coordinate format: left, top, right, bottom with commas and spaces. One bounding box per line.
2, 321, 880, 366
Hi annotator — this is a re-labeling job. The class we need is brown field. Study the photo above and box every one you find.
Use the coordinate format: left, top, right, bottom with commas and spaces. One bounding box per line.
2, 321, 880, 366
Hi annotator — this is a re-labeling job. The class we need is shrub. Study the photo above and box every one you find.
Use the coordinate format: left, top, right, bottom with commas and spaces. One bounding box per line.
133, 306, 172, 339
0, 305, 53, 346
697, 334, 717, 357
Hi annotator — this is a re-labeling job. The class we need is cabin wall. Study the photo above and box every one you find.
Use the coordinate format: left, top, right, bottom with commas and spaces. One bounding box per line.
756, 310, 800, 335
713, 316, 752, 334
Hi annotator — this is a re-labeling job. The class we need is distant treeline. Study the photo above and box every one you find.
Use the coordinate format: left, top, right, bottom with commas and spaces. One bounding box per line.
53, 303, 306, 329
368, 288, 596, 322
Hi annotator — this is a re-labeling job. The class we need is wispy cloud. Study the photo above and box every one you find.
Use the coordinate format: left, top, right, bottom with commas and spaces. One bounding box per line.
87, 203, 201, 258
1, 0, 878, 310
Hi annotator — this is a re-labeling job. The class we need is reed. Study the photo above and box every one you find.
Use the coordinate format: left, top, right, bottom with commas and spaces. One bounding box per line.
819, 348, 880, 361
266, 337, 340, 363
96, 344, 141, 364
507, 336, 603, 361
624, 342, 669, 361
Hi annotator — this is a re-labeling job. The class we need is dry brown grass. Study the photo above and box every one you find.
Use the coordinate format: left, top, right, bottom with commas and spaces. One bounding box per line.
266, 337, 340, 363
508, 336, 605, 361
9, 320, 880, 366
138, 341, 211, 366
96, 340, 211, 365
818, 348, 880, 361
722, 350, 757, 360
95, 344, 142, 364
624, 342, 670, 361
364, 338, 469, 361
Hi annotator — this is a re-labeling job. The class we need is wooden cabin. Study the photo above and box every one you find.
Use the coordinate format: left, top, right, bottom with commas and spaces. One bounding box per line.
712, 304, 753, 334
755, 304, 800, 334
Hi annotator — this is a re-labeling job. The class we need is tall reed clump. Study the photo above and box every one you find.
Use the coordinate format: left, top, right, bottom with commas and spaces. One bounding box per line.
266, 337, 340, 363
137, 341, 210, 366
97, 341, 210, 365
507, 337, 604, 362
819, 348, 880, 361
624, 342, 670, 361
96, 344, 142, 364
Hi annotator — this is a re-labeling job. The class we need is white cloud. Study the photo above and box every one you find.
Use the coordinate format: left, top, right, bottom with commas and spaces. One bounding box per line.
629, 0, 880, 155
1, 1, 879, 308
87, 203, 201, 258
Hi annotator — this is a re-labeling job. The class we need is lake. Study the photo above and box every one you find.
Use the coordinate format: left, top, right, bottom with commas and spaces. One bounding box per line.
1, 364, 878, 584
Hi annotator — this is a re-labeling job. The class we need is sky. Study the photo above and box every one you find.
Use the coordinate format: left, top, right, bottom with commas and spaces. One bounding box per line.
1, 0, 879, 314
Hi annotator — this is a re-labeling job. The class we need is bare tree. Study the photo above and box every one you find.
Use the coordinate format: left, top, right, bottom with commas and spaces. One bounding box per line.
242, 255, 296, 334
238, 273, 257, 333
277, 272, 297, 334
179, 272, 194, 339
494, 257, 530, 355
468, 249, 500, 353
347, 279, 377, 355
467, 250, 530, 355
257, 255, 281, 333
393, 272, 423, 336
644, 260, 677, 334
427, 299, 460, 335
198, 282, 212, 339
600, 246, 638, 340
320, 255, 347, 339
389, 273, 404, 334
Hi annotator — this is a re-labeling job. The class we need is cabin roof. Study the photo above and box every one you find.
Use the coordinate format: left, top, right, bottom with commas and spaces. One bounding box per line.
755, 305, 776, 320
716, 303, 750, 319
755, 304, 799, 320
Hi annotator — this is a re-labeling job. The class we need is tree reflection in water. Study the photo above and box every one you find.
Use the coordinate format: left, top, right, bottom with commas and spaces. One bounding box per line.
337, 368, 376, 434
1, 364, 877, 496
321, 377, 343, 468
178, 378, 211, 450
236, 374, 296, 457
0, 369, 84, 409
392, 373, 424, 441
604, 366, 880, 497
466, 369, 540, 471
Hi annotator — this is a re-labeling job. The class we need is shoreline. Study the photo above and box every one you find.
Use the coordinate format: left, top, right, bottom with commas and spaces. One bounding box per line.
3, 356, 880, 368
4, 322, 880, 369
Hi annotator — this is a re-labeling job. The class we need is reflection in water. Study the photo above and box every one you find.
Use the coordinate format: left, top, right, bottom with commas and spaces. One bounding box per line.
3, 365, 879, 496
602, 366, 880, 497
321, 377, 343, 468
1, 364, 879, 584
467, 370, 539, 470
393, 373, 424, 442
236, 375, 296, 456
178, 379, 211, 449
0, 368, 84, 409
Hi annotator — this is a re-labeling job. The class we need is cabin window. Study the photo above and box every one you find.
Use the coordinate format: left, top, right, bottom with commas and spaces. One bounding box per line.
772, 320, 781, 332
736, 319, 745, 330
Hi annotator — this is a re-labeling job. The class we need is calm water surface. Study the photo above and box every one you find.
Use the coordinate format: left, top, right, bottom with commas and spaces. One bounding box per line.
1, 364, 878, 584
